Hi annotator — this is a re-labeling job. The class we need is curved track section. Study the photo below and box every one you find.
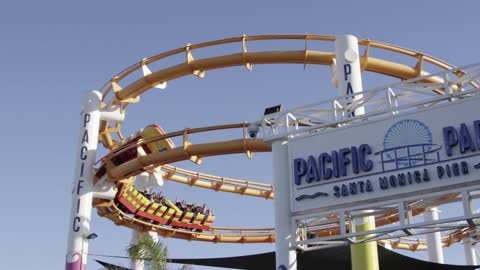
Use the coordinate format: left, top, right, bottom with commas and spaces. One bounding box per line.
92, 34, 479, 251
95, 198, 275, 244
96, 123, 274, 199
97, 34, 469, 149
93, 123, 474, 249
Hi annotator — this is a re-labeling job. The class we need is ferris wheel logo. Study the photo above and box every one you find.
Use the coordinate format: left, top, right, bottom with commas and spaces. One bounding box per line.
376, 119, 441, 171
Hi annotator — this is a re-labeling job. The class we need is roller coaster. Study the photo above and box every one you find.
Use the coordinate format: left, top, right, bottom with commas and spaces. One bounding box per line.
90, 34, 480, 253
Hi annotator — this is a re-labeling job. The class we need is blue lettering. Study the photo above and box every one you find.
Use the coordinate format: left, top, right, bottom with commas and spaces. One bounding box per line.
359, 144, 373, 171
443, 126, 458, 156
81, 130, 89, 144
437, 166, 444, 179
73, 216, 81, 232
320, 153, 332, 179
333, 186, 340, 197
398, 173, 406, 186
338, 148, 351, 177
459, 123, 476, 153
346, 82, 354, 95
80, 146, 88, 160
84, 113, 90, 127
306, 156, 320, 183
414, 171, 422, 183
389, 175, 397, 187
366, 180, 373, 192
349, 182, 357, 195
453, 163, 460, 176
351, 146, 359, 174
379, 177, 388, 189
423, 169, 430, 181
462, 161, 469, 174
77, 180, 84, 195
343, 64, 351, 81
293, 158, 306, 185
358, 181, 365, 192
474, 120, 480, 150
332, 151, 340, 177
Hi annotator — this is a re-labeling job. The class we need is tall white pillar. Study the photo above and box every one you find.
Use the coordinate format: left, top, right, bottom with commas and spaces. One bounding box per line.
65, 91, 102, 270
130, 231, 159, 270
273, 140, 297, 270
334, 35, 365, 117
335, 35, 378, 270
463, 237, 477, 265
423, 207, 444, 263
130, 230, 145, 270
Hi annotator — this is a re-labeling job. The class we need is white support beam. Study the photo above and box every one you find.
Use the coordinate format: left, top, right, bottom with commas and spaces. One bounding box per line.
424, 207, 444, 263
273, 140, 297, 270
65, 91, 102, 270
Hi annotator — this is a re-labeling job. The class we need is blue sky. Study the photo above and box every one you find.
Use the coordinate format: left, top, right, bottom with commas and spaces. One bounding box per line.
1, 1, 480, 269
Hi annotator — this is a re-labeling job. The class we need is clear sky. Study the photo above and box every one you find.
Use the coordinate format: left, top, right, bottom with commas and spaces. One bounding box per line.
1, 1, 480, 269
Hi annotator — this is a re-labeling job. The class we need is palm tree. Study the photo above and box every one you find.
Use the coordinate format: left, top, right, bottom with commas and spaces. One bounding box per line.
101, 233, 192, 270
128, 233, 192, 270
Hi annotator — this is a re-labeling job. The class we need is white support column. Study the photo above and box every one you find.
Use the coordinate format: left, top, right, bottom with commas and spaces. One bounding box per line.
65, 91, 102, 270
423, 207, 444, 263
130, 231, 159, 270
130, 230, 145, 270
273, 140, 297, 270
463, 237, 477, 265
334, 35, 365, 117
335, 35, 378, 270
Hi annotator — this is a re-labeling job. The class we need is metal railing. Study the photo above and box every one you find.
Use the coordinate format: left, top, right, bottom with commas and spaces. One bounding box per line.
261, 63, 480, 142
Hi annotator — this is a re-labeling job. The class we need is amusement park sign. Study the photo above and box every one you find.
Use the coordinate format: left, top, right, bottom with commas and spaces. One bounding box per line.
289, 96, 480, 214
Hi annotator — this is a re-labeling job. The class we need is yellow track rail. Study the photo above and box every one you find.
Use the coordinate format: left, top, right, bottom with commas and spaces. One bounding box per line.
97, 34, 468, 149
93, 34, 475, 251
95, 199, 275, 244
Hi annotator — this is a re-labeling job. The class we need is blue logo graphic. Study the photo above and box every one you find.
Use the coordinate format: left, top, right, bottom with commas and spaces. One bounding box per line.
278, 265, 287, 270
376, 119, 440, 171
295, 191, 329, 201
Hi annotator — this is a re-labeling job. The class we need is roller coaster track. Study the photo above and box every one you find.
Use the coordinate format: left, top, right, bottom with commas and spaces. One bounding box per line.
92, 34, 480, 251
94, 121, 477, 250
97, 34, 469, 149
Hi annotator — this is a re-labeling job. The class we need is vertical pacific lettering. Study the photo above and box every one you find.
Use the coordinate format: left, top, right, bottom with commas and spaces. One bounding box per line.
80, 146, 88, 160
77, 180, 84, 196
84, 113, 90, 127
343, 64, 351, 81
82, 130, 89, 144
73, 216, 81, 232
80, 163, 84, 177
76, 198, 81, 214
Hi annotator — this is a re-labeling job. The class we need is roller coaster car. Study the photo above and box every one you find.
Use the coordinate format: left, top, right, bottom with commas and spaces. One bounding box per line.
94, 124, 175, 181
116, 185, 215, 231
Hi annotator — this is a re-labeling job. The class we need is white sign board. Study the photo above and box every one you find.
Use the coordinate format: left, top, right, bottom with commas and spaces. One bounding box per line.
289, 96, 480, 214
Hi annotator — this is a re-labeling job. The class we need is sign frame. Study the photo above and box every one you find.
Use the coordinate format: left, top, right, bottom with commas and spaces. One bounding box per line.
288, 94, 480, 217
